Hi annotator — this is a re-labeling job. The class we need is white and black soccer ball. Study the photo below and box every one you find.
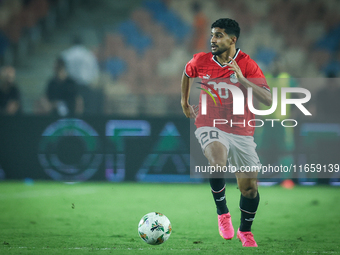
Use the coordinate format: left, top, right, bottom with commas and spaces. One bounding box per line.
138, 212, 172, 245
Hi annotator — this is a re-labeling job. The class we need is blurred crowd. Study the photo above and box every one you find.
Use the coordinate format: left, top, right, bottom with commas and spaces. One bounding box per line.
35, 35, 99, 116
0, 65, 21, 115
0, 0, 340, 119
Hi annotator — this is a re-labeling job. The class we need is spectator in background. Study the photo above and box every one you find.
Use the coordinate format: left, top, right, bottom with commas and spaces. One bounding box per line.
0, 66, 21, 115
61, 35, 99, 87
255, 58, 296, 185
316, 72, 340, 122
44, 57, 83, 116
61, 35, 100, 114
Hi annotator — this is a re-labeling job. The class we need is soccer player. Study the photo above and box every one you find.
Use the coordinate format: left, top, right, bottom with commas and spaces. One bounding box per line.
181, 18, 272, 247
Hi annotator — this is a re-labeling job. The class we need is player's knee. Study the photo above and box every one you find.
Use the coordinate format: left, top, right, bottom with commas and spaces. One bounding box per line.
240, 187, 258, 199
209, 158, 226, 168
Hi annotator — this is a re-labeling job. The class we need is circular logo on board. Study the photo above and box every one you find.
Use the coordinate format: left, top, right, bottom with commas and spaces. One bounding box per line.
38, 119, 102, 182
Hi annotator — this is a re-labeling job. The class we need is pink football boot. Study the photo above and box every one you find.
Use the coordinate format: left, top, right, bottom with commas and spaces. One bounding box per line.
218, 213, 234, 240
237, 228, 258, 247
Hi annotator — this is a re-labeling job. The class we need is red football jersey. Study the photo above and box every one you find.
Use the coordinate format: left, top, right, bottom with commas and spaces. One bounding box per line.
185, 49, 270, 136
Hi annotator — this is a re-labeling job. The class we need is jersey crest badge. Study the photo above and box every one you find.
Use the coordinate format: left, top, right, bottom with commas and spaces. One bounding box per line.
230, 73, 238, 83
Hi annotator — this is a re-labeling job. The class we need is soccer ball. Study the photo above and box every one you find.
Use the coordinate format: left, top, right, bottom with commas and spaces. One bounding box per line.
138, 212, 172, 245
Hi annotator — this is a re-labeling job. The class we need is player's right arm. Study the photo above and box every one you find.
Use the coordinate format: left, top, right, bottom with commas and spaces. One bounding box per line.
181, 53, 205, 118
181, 72, 198, 118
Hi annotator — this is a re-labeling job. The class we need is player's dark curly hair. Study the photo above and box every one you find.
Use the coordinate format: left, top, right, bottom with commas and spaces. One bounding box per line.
211, 18, 240, 40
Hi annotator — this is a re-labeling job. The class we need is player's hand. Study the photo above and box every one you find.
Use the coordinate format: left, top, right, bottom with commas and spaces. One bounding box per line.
182, 103, 199, 118
225, 56, 245, 80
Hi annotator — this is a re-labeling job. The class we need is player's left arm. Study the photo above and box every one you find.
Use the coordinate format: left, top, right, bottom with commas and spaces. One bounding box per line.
226, 56, 272, 106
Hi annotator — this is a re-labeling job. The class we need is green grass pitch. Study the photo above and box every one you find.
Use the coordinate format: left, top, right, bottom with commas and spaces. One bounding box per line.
0, 181, 339, 254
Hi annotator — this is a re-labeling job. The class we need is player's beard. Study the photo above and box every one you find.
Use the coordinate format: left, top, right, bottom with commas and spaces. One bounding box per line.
211, 45, 228, 56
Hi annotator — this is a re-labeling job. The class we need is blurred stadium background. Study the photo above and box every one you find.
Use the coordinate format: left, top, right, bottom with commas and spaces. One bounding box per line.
1, 1, 340, 254
1, 0, 340, 114
0, 0, 340, 184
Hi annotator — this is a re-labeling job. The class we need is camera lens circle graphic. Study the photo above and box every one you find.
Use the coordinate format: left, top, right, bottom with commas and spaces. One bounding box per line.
38, 119, 102, 181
